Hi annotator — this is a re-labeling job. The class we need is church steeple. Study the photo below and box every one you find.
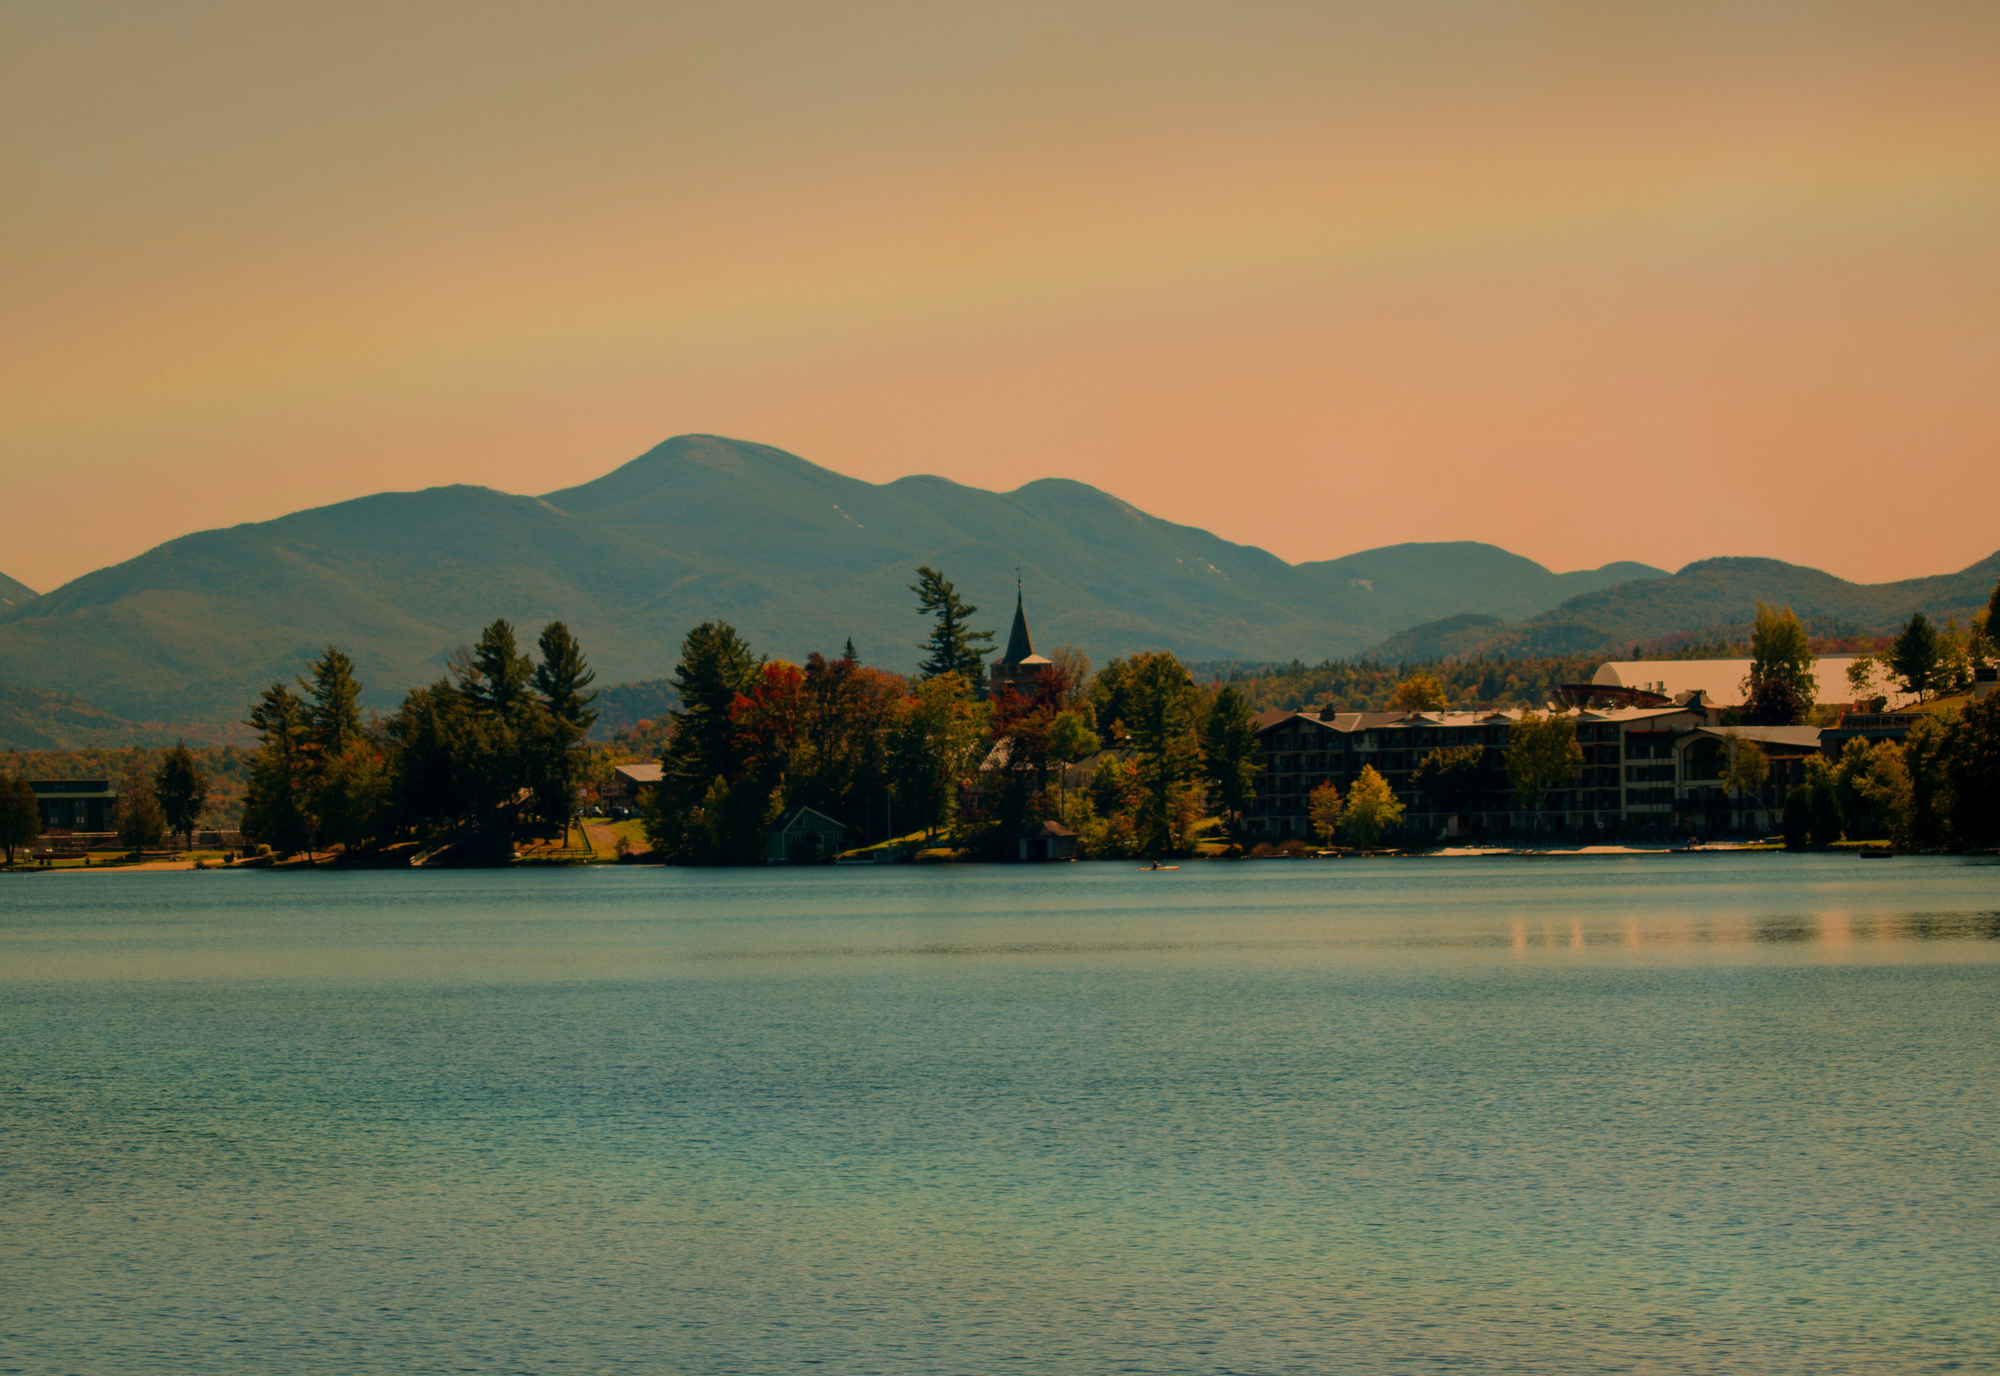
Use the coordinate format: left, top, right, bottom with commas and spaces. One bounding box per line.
987, 578, 1053, 701
1003, 581, 1035, 665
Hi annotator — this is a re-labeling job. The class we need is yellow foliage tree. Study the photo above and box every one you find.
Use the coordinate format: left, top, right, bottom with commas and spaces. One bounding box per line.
1388, 672, 1448, 713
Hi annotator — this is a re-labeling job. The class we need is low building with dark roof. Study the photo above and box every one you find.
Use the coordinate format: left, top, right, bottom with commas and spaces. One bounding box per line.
1018, 819, 1077, 861
29, 779, 118, 833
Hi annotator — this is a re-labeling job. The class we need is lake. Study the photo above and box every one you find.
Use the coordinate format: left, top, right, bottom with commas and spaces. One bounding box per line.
3, 855, 1998, 1373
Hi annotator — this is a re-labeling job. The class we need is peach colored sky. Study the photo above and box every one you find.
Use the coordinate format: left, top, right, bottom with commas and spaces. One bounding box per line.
4, 1, 1998, 594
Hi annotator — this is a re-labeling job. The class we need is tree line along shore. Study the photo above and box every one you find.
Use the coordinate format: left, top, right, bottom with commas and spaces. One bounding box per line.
4, 570, 1998, 868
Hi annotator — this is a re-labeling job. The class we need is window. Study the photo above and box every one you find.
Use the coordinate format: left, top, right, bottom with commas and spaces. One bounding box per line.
1684, 739, 1723, 781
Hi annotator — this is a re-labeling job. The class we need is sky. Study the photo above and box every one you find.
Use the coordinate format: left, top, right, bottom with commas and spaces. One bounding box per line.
4, 0, 1998, 595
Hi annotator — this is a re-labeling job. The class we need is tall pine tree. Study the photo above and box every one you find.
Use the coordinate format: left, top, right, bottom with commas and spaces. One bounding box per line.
153, 740, 209, 850
911, 566, 993, 691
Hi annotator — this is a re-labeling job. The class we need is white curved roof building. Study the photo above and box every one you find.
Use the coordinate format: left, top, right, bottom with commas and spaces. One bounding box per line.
1591, 657, 1861, 708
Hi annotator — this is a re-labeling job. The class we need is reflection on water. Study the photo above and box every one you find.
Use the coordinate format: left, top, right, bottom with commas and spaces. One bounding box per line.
3, 855, 1998, 1374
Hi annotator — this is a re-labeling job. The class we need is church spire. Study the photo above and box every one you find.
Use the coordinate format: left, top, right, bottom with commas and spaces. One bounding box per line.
1003, 581, 1035, 665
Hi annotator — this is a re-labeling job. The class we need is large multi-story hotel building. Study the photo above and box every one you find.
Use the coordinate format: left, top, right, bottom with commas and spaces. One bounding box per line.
1246, 699, 1822, 841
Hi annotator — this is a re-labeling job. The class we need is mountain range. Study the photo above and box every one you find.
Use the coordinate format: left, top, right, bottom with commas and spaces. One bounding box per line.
0, 432, 1987, 745
1368, 554, 2000, 662
0, 435, 1660, 730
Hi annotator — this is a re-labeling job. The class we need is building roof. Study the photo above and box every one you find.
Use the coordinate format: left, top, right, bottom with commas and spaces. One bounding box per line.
29, 779, 115, 795
613, 763, 663, 783
1253, 703, 1705, 737
1021, 819, 1077, 838
1001, 588, 1035, 665
1683, 725, 1824, 750
1592, 657, 1860, 709
772, 806, 844, 833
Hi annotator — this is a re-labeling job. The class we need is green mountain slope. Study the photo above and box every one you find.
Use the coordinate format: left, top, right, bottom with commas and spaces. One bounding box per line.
1369, 554, 2000, 662
0, 434, 1665, 726
0, 681, 186, 751
0, 571, 36, 614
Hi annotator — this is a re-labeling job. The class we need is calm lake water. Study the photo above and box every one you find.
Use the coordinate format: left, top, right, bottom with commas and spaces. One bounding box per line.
3, 856, 1998, 1374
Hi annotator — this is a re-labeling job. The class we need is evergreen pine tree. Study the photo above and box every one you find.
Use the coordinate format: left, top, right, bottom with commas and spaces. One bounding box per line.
532, 621, 599, 845
464, 620, 533, 716
1199, 685, 1261, 841
301, 646, 363, 760
242, 681, 311, 855
116, 755, 167, 851
153, 740, 209, 849
1890, 613, 1943, 702
663, 621, 759, 797
0, 773, 40, 864
910, 566, 994, 689
533, 621, 599, 730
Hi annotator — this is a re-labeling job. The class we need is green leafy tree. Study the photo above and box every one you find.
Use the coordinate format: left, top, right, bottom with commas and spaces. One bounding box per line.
1308, 780, 1343, 845
116, 755, 167, 851
1412, 744, 1486, 816
1199, 686, 1260, 841
0, 773, 40, 863
1047, 647, 1093, 710
1743, 602, 1815, 725
1782, 786, 1810, 849
242, 681, 311, 856
1339, 765, 1404, 848
1049, 708, 1101, 817
1936, 616, 1973, 696
1948, 692, 2000, 846
911, 566, 994, 690
153, 740, 210, 849
1121, 652, 1203, 856
887, 672, 988, 845
1087, 657, 1142, 744
1903, 711, 1957, 849
1803, 756, 1843, 847
1720, 731, 1768, 832
1860, 743, 1914, 849
1089, 754, 1131, 821
1388, 672, 1448, 713
1845, 653, 1882, 708
1890, 613, 1944, 703
314, 738, 391, 854
1506, 709, 1583, 833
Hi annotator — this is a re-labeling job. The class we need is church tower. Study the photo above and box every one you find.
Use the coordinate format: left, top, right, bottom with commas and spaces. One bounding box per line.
987, 582, 1053, 700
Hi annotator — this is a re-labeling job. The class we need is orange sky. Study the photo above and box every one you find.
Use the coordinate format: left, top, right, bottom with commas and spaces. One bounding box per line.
4, 1, 1998, 594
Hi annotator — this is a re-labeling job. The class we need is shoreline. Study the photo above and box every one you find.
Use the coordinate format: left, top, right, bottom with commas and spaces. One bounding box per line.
8, 843, 1960, 874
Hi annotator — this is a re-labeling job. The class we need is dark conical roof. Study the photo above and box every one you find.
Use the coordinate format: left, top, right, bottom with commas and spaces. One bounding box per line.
1003, 587, 1035, 665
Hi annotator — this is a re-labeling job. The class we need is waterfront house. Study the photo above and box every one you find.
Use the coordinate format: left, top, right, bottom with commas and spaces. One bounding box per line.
1018, 819, 1077, 861
766, 806, 846, 863
602, 762, 662, 810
